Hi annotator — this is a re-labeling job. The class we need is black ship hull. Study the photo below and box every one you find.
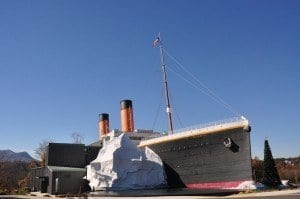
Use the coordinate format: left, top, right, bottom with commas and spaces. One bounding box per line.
140, 125, 252, 189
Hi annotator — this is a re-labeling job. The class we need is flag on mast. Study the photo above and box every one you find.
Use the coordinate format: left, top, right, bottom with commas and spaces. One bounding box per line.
153, 37, 161, 47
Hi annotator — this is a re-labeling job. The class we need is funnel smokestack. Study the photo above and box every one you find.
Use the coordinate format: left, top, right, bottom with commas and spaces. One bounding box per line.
98, 113, 109, 139
120, 100, 134, 132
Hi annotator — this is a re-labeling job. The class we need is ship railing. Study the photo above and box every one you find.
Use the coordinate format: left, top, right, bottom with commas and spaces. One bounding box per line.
173, 116, 248, 134
141, 116, 249, 141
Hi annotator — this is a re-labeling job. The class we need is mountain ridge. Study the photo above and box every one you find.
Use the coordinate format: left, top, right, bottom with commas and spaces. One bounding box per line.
0, 149, 35, 162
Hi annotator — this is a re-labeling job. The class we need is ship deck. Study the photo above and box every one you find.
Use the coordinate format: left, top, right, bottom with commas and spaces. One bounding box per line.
138, 116, 249, 147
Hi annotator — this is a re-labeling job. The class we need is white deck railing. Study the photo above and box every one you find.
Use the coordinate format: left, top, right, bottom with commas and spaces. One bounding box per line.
140, 116, 249, 142
139, 116, 249, 146
173, 116, 248, 134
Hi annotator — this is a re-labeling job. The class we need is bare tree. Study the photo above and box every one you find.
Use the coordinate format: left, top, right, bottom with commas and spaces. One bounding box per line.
71, 132, 84, 144
34, 139, 53, 167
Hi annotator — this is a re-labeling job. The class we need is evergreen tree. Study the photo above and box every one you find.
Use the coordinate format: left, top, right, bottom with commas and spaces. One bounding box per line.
262, 139, 282, 187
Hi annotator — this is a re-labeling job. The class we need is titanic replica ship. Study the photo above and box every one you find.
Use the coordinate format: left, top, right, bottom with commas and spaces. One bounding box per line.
29, 35, 253, 195
96, 35, 253, 190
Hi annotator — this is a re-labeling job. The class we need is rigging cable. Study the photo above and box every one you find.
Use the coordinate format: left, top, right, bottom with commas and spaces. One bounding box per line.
166, 66, 224, 105
164, 49, 241, 116
151, 86, 164, 130
169, 91, 184, 128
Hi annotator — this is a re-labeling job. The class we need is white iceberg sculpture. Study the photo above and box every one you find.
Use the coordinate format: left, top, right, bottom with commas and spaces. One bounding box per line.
87, 133, 167, 190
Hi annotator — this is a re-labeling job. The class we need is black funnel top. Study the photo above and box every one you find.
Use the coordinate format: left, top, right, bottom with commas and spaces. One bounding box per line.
99, 113, 109, 121
120, 100, 132, 109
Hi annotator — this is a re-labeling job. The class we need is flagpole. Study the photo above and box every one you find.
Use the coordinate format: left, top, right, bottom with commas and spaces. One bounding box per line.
158, 33, 174, 135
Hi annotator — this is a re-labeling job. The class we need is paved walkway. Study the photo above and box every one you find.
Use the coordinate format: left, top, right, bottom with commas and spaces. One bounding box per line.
0, 189, 299, 199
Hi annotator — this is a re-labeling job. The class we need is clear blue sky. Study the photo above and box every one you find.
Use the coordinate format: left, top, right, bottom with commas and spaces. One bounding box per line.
0, 1, 299, 159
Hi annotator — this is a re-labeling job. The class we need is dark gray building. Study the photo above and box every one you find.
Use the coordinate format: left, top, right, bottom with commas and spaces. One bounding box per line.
46, 143, 86, 168
29, 167, 45, 192
29, 143, 101, 195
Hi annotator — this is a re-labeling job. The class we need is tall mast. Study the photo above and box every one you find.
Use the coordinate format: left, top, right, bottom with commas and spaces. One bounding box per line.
157, 34, 174, 135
